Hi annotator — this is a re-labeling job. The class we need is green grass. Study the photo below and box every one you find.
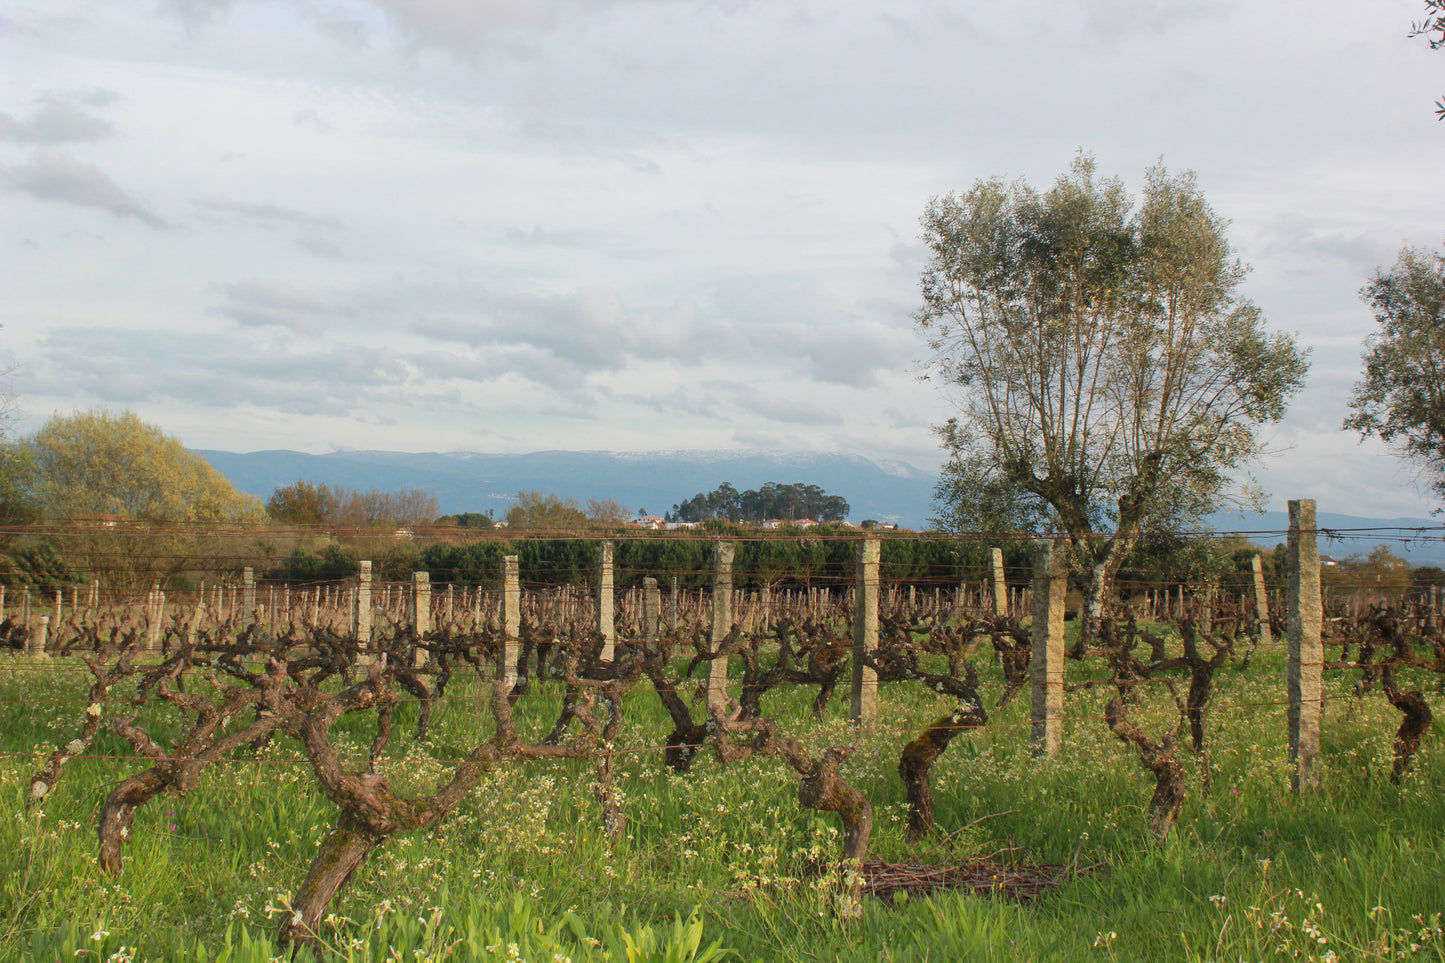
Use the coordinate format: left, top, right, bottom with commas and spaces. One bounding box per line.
0, 645, 1442, 962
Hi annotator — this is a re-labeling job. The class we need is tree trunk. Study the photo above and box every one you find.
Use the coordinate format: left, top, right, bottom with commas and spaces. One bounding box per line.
277, 814, 381, 952
1386, 683, 1432, 783
898, 706, 985, 842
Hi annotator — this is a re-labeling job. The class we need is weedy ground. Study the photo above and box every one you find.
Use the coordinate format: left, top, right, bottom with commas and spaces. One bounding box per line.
0, 644, 1441, 962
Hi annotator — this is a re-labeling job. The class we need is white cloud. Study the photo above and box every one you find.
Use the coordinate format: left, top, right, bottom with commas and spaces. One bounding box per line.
2, 150, 166, 226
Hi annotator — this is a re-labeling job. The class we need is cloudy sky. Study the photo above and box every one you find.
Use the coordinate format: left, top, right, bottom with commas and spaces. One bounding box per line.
1, 0, 1442, 517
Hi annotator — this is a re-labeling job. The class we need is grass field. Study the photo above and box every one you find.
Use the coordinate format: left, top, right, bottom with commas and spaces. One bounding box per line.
1, 643, 1441, 962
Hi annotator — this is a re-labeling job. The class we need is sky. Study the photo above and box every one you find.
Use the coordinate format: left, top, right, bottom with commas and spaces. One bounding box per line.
1, 0, 1442, 518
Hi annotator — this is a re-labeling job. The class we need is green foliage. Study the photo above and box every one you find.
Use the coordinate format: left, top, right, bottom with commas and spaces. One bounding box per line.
436, 511, 496, 530
1343, 243, 1445, 504
10, 410, 265, 592
668, 482, 850, 524
283, 543, 360, 582
1327, 545, 1415, 597
1413, 565, 1445, 589
0, 443, 38, 524
917, 156, 1308, 574
266, 481, 439, 528
266, 480, 341, 525
506, 490, 589, 530
22, 410, 263, 524
0, 541, 80, 593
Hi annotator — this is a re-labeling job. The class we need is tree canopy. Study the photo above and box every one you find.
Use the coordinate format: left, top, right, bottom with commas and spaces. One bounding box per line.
265, 481, 439, 528
23, 410, 263, 524
916, 155, 1308, 610
12, 410, 265, 592
504, 490, 590, 530
1343, 243, 1445, 503
667, 482, 850, 524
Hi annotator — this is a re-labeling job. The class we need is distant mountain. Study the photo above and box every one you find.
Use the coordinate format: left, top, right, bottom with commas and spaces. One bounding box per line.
1205, 509, 1445, 566
193, 449, 942, 529
193, 448, 1445, 564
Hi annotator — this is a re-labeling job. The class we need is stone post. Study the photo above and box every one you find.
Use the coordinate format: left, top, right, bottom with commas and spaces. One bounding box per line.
409, 572, 428, 634
241, 567, 256, 625
501, 556, 521, 689
147, 585, 163, 650
1031, 539, 1067, 758
355, 561, 373, 646
53, 590, 63, 628
851, 538, 881, 727
33, 615, 49, 656
1251, 553, 1273, 644
597, 541, 616, 662
1287, 499, 1322, 793
707, 541, 735, 712
412, 572, 431, 667
991, 547, 1007, 617
669, 576, 679, 633
643, 576, 660, 642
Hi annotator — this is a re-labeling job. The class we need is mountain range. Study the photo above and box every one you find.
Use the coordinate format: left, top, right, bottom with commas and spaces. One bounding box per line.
194, 449, 1445, 565
195, 448, 941, 528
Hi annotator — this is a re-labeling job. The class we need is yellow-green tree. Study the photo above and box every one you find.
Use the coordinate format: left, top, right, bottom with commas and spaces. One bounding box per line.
19, 410, 264, 593
26, 410, 262, 523
505, 490, 588, 530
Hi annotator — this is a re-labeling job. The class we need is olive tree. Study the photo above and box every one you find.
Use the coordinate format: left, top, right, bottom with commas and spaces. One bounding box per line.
916, 155, 1308, 630
1343, 243, 1445, 502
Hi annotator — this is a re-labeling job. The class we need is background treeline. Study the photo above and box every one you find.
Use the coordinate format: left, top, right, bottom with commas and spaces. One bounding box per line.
271, 529, 1428, 594
666, 482, 850, 524
266, 480, 440, 528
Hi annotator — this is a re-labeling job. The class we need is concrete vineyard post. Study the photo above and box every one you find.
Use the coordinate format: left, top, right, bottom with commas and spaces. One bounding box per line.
851, 538, 881, 727
669, 577, 679, 633
598, 541, 616, 662
707, 541, 735, 712
412, 573, 431, 668
1252, 554, 1273, 644
501, 556, 521, 690
411, 572, 431, 635
33, 615, 49, 656
1031, 539, 1067, 758
242, 568, 256, 626
643, 576, 660, 642
991, 547, 1007, 617
1287, 499, 1323, 793
147, 585, 163, 650
355, 561, 373, 648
